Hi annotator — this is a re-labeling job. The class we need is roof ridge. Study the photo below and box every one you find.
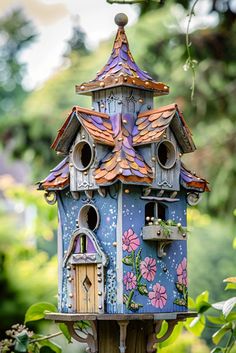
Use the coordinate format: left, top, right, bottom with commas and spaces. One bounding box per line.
138, 103, 178, 118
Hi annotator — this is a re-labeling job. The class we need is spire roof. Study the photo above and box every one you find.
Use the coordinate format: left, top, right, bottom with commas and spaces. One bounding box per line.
76, 13, 169, 96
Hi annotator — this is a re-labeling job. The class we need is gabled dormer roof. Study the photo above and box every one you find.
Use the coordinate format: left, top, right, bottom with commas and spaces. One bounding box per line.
133, 104, 196, 153
51, 107, 114, 154
76, 13, 169, 96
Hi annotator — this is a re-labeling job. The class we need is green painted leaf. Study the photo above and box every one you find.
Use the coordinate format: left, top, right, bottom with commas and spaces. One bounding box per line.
212, 323, 232, 345
129, 301, 143, 311
174, 298, 187, 307
24, 302, 57, 323
222, 297, 236, 318
37, 339, 61, 353
122, 255, 133, 266
198, 301, 211, 314
138, 283, 148, 296
135, 248, 142, 275
176, 282, 187, 294
14, 331, 29, 352
58, 323, 72, 343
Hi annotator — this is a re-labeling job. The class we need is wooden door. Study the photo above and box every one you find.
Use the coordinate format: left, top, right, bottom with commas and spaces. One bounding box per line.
75, 264, 98, 312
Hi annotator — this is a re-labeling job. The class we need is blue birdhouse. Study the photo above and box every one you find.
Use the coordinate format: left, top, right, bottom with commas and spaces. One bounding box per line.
38, 13, 209, 318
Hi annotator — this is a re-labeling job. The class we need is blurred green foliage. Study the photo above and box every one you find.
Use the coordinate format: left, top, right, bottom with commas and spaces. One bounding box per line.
0, 0, 236, 352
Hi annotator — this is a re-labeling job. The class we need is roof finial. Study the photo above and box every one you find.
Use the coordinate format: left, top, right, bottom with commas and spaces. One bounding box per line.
114, 13, 128, 28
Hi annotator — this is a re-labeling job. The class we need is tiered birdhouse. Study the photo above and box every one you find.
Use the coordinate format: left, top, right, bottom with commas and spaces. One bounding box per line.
38, 12, 208, 334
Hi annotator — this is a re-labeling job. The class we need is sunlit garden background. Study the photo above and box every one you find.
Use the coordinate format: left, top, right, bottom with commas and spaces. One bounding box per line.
0, 0, 236, 352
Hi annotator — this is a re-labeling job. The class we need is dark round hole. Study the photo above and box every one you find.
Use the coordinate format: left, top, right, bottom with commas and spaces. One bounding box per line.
73, 141, 93, 170
157, 140, 176, 169
78, 205, 99, 231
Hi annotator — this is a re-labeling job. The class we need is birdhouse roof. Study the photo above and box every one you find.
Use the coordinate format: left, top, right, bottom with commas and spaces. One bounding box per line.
37, 156, 69, 190
51, 107, 114, 154
180, 164, 209, 192
76, 15, 169, 96
133, 103, 196, 153
39, 102, 198, 189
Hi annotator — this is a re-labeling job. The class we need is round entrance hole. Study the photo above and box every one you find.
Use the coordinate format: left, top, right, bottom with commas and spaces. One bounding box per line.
157, 140, 176, 169
78, 204, 100, 231
72, 141, 93, 171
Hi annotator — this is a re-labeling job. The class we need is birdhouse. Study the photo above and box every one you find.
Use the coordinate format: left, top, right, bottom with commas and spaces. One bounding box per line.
38, 13, 209, 353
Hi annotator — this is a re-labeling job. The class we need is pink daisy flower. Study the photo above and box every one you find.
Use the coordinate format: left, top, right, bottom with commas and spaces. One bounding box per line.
177, 257, 187, 286
123, 271, 137, 291
122, 228, 140, 252
149, 283, 167, 309
140, 257, 157, 282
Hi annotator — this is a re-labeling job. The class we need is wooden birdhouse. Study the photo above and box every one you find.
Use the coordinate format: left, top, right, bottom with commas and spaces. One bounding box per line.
38, 13, 209, 353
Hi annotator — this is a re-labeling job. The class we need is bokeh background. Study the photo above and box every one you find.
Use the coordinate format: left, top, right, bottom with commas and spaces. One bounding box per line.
0, 0, 236, 351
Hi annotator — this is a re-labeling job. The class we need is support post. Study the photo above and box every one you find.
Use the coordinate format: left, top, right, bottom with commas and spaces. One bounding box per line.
118, 320, 129, 353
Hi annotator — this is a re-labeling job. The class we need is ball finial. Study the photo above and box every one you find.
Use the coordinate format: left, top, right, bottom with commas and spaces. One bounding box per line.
114, 13, 128, 27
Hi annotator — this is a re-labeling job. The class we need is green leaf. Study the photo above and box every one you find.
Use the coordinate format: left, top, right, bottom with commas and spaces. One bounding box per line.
196, 291, 209, 305
212, 323, 232, 344
225, 283, 236, 291
157, 321, 168, 339
14, 331, 29, 352
185, 314, 205, 336
222, 297, 236, 318
207, 315, 226, 325
210, 348, 223, 353
58, 323, 72, 343
195, 291, 211, 313
122, 255, 133, 266
188, 296, 196, 310
37, 339, 61, 353
74, 320, 91, 330
159, 322, 184, 348
226, 312, 236, 322
24, 302, 57, 323
233, 237, 236, 249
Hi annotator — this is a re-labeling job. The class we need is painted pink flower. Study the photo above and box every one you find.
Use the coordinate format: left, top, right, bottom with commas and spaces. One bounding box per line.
122, 228, 140, 252
124, 272, 137, 290
149, 283, 167, 308
140, 257, 157, 282
177, 257, 187, 286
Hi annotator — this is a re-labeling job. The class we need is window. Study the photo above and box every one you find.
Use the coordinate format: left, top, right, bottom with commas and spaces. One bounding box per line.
78, 204, 100, 231
157, 139, 176, 169
145, 202, 156, 225
145, 201, 166, 224
72, 141, 94, 171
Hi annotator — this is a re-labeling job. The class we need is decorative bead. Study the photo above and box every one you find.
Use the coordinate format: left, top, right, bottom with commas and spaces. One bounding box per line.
84, 171, 88, 176
97, 272, 102, 277
138, 98, 144, 103
69, 293, 73, 298
68, 277, 72, 282
98, 278, 102, 283
132, 79, 136, 84
182, 233, 186, 238
118, 137, 123, 141
115, 78, 119, 83
114, 13, 128, 27
80, 85, 85, 90
123, 119, 127, 124
146, 216, 150, 221
100, 104, 105, 108
157, 231, 161, 236
68, 304, 72, 308
100, 82, 105, 87
163, 267, 168, 273
124, 189, 129, 194
145, 81, 149, 86
97, 264, 102, 269
67, 266, 71, 270
99, 305, 102, 310
118, 100, 122, 104
151, 157, 156, 162
113, 242, 117, 247
69, 163, 73, 167
164, 85, 168, 90
98, 291, 102, 296
124, 77, 127, 82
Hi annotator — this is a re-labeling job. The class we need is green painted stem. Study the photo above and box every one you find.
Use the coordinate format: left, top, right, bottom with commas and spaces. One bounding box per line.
126, 290, 134, 309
